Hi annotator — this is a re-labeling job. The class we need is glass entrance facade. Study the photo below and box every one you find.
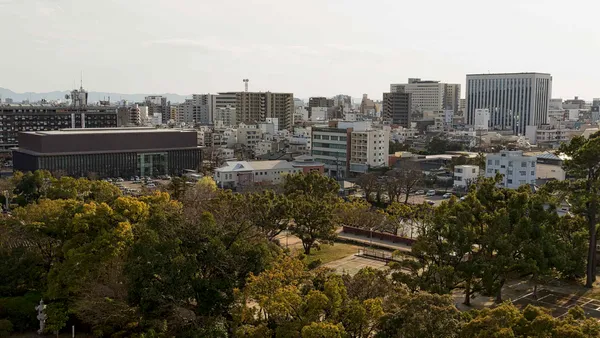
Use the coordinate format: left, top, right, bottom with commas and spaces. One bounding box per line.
137, 152, 168, 177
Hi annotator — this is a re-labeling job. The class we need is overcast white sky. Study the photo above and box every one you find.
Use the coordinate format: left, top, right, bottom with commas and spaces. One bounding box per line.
1, 0, 599, 100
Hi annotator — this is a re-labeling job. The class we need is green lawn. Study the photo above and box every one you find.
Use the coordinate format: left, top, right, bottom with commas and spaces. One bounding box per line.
303, 243, 358, 266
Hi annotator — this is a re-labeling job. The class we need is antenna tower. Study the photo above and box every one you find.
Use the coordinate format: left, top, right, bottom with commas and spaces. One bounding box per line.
243, 79, 249, 92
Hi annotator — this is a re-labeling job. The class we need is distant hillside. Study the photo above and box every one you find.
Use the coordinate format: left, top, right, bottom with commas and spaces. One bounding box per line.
0, 87, 190, 104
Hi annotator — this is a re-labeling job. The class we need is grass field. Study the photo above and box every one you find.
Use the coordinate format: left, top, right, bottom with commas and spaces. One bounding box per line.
302, 243, 358, 266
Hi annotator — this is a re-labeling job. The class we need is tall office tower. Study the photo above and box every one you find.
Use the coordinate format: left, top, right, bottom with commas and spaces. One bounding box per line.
383, 92, 412, 127
179, 94, 216, 125
390, 78, 461, 113
217, 92, 294, 130
145, 96, 169, 124
466, 73, 552, 135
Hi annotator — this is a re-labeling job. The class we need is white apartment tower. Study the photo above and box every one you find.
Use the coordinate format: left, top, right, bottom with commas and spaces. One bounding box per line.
466, 73, 552, 135
485, 150, 536, 189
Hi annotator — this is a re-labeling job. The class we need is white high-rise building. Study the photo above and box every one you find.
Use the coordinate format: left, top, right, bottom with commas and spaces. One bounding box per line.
179, 94, 216, 125
466, 73, 552, 135
390, 78, 461, 113
474, 109, 490, 130
485, 150, 536, 189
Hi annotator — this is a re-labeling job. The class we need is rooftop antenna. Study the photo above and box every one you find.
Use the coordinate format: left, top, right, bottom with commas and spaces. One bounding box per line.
243, 79, 249, 92
80, 71, 83, 90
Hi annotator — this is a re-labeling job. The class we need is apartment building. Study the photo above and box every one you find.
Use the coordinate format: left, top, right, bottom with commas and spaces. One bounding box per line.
236, 123, 263, 150
145, 95, 169, 124
485, 150, 536, 189
383, 92, 412, 127
217, 92, 294, 130
390, 78, 461, 113
178, 94, 216, 125
454, 165, 480, 188
349, 127, 389, 173
214, 107, 237, 127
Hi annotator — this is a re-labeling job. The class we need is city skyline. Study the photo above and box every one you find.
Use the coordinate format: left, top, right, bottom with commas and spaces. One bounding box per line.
1, 0, 599, 99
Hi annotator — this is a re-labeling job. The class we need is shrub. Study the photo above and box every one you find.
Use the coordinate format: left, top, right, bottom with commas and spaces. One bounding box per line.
0, 319, 13, 337
0, 293, 41, 332
307, 259, 322, 270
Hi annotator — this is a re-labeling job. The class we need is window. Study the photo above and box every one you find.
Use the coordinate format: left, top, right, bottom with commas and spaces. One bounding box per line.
331, 136, 339, 141
340, 136, 347, 141
488, 159, 492, 165
313, 135, 321, 140
519, 180, 526, 185
495, 169, 499, 173
494, 160, 500, 165
519, 171, 526, 176
456, 168, 463, 174
507, 170, 513, 175
472, 169, 476, 174
531, 162, 536, 167
508, 161, 513, 166
508, 179, 513, 184
322, 135, 330, 140
521, 162, 527, 167
531, 171, 535, 176
501, 165, 506, 169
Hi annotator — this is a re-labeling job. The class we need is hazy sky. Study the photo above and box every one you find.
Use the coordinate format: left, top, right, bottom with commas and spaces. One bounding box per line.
1, 0, 599, 100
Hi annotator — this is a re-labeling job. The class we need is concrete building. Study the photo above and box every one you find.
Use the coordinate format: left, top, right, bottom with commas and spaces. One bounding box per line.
563, 96, 586, 110
360, 94, 376, 115
474, 108, 490, 130
214, 160, 302, 189
390, 78, 461, 113
0, 88, 118, 151
214, 107, 237, 127
383, 92, 412, 127
311, 107, 328, 121
312, 124, 352, 179
13, 128, 201, 178
145, 96, 169, 124
485, 150, 536, 189
454, 165, 480, 188
309, 97, 334, 109
179, 94, 216, 125
466, 73, 552, 135
536, 152, 566, 181
291, 155, 324, 174
217, 92, 294, 130
349, 127, 389, 173
236, 123, 263, 149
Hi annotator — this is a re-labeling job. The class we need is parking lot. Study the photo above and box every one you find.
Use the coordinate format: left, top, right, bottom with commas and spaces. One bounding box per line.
107, 178, 171, 195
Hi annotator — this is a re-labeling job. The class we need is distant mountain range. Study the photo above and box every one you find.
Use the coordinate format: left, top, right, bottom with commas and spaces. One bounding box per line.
0, 87, 190, 104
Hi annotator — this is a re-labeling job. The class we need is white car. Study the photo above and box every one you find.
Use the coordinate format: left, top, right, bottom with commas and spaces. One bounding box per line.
426, 190, 436, 197
442, 193, 453, 199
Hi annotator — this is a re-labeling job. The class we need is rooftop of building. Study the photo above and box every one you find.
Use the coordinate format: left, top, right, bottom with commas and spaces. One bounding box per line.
22, 128, 196, 136
467, 72, 552, 76
215, 160, 295, 172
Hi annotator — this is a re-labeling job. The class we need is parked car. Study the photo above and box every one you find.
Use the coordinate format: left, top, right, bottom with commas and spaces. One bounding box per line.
460, 196, 467, 201
146, 183, 156, 188
442, 193, 453, 199
426, 190, 436, 197
415, 190, 425, 195
116, 178, 124, 182
427, 200, 435, 206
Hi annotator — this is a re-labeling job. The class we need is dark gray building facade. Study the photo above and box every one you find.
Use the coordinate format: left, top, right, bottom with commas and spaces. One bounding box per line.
383, 92, 412, 128
13, 128, 201, 178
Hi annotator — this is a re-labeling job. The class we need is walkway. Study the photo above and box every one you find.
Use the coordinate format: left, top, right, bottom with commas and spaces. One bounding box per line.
336, 229, 413, 253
